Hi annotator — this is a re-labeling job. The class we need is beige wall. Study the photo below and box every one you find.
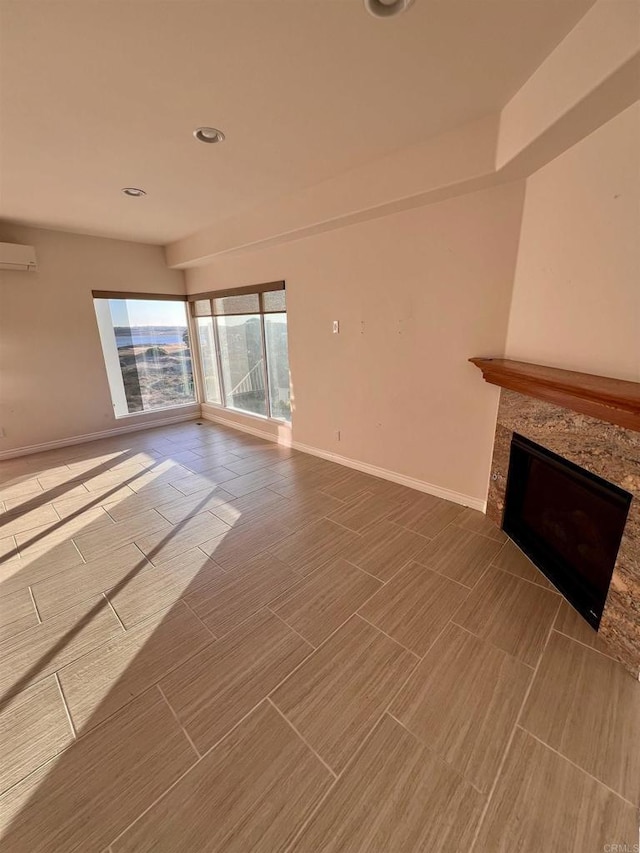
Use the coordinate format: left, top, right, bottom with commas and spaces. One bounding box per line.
187, 181, 526, 504
0, 225, 190, 453
506, 103, 640, 381
3, 101, 636, 502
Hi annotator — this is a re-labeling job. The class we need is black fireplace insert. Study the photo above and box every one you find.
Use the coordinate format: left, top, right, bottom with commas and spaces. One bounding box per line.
502, 433, 632, 629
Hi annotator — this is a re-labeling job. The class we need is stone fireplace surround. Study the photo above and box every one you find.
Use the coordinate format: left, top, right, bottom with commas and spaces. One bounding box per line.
475, 363, 640, 677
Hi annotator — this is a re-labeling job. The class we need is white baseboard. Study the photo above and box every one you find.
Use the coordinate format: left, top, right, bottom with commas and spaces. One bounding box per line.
0, 409, 201, 461
291, 440, 486, 511
200, 408, 289, 444
200, 408, 485, 511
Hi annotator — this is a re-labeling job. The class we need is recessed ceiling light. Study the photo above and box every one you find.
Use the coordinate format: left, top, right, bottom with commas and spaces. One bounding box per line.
364, 0, 415, 18
121, 187, 146, 197
194, 127, 225, 144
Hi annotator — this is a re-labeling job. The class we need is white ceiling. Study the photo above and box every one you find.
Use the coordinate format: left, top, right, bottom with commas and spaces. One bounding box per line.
0, 0, 594, 245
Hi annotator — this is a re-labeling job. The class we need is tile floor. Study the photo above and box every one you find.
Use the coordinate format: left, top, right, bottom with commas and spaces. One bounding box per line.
0, 420, 638, 852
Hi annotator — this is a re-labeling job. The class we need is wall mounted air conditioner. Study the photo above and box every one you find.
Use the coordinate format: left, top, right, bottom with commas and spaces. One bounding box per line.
0, 242, 38, 272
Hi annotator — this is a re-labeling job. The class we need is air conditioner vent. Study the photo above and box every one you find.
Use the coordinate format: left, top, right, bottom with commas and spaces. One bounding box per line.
0, 242, 38, 272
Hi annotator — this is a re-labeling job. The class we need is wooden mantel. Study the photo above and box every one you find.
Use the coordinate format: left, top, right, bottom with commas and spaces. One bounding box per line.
470, 358, 640, 433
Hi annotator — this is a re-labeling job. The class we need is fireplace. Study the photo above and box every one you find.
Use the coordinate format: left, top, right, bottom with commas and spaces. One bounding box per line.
503, 433, 632, 630
470, 358, 640, 674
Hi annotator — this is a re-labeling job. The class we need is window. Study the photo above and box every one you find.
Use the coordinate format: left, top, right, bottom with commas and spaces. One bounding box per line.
94, 295, 196, 417
264, 313, 290, 420
195, 317, 222, 405
189, 283, 291, 422
217, 314, 267, 416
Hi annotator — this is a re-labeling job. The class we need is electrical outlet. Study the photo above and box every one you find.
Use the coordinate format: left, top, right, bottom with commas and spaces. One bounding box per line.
332, 320, 340, 334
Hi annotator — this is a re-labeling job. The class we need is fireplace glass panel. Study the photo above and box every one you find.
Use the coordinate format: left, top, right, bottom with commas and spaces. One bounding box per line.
503, 434, 632, 629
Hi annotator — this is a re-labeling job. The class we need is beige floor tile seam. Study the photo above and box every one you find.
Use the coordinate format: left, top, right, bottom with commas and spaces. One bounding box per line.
355, 564, 476, 664
267, 697, 338, 779
106, 696, 284, 849
50, 614, 218, 742
102, 499, 161, 526
35, 472, 84, 492
266, 607, 320, 649
70, 537, 87, 565
302, 507, 370, 533
195, 521, 337, 578
182, 597, 286, 648
0, 736, 62, 801
71, 513, 173, 560
27, 478, 91, 512
256, 613, 424, 787
0, 596, 127, 704
376, 516, 433, 541
17, 546, 151, 627
267, 611, 417, 719
278, 602, 466, 849
194, 544, 231, 572
156, 684, 202, 759
321, 515, 366, 536
436, 516, 492, 540
384, 514, 438, 539
369, 600, 473, 716
0, 531, 17, 552
516, 725, 639, 808
14, 526, 88, 562
130, 540, 161, 570
340, 556, 399, 585
0, 501, 66, 540
488, 560, 563, 595
264, 484, 350, 505
415, 555, 480, 591
384, 710, 487, 796
54, 671, 78, 740
283, 507, 362, 535
550, 627, 628, 667
47, 461, 182, 518
103, 593, 127, 633
0, 677, 79, 802
137, 518, 243, 568
468, 595, 562, 852
180, 598, 218, 639
280, 718, 382, 853
355, 613, 422, 661
409, 531, 506, 594
262, 558, 383, 642
446, 618, 536, 670
28, 586, 42, 624
0, 485, 37, 506
376, 567, 478, 665
280, 616, 464, 853
452, 521, 507, 544
152, 497, 230, 527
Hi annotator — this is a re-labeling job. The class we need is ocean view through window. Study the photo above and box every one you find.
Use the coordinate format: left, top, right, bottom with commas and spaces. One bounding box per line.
94, 296, 196, 417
